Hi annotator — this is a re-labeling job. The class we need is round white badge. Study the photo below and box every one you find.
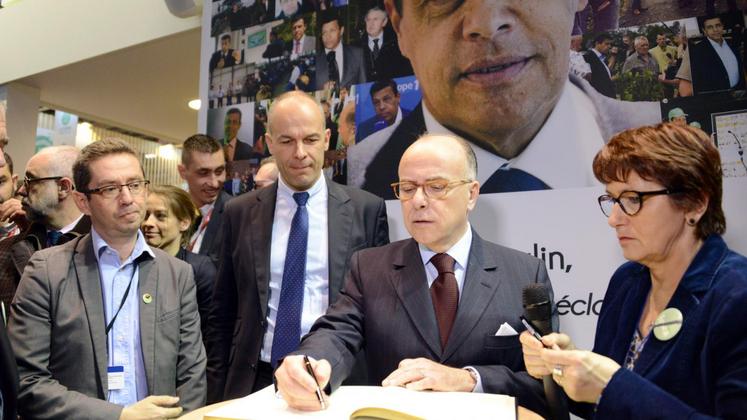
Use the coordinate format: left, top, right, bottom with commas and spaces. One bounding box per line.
653, 307, 683, 341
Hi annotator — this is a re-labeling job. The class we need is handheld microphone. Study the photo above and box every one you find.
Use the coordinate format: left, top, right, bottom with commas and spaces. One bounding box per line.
522, 284, 569, 420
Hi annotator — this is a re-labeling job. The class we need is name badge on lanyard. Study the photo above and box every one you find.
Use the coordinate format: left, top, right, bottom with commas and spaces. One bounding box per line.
107, 366, 125, 390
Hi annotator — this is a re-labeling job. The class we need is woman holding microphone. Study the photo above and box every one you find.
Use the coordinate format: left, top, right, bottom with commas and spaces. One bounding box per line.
521, 123, 747, 418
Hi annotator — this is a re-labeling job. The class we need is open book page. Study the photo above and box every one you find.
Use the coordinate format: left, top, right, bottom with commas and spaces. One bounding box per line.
204, 385, 516, 420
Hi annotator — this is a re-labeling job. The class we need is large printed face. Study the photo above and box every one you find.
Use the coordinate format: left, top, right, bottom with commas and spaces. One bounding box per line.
225, 111, 242, 140
386, 0, 574, 156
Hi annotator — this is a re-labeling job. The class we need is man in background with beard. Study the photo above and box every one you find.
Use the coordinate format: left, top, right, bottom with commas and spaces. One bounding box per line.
0, 146, 90, 305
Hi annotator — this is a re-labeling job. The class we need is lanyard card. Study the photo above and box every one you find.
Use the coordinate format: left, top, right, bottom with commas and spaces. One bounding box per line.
107, 366, 125, 390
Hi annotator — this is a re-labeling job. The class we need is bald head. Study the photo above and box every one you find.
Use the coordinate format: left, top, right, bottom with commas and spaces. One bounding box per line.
401, 135, 477, 181
32, 146, 80, 180
267, 92, 325, 137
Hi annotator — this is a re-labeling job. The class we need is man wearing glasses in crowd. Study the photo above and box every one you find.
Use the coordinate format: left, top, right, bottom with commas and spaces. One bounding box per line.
8, 138, 206, 419
275, 134, 554, 416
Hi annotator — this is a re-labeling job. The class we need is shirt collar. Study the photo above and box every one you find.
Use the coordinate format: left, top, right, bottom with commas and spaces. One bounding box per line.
422, 79, 603, 188
57, 213, 84, 235
277, 171, 326, 198
91, 226, 155, 263
325, 42, 342, 55
708, 37, 725, 48
199, 202, 215, 217
418, 224, 472, 272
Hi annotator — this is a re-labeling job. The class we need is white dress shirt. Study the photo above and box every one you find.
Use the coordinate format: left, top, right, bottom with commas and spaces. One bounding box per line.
189, 201, 215, 253
368, 34, 384, 52
708, 38, 740, 87
325, 42, 344, 82
261, 174, 329, 363
422, 79, 604, 189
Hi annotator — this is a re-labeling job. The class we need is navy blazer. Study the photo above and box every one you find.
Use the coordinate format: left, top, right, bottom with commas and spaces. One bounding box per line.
574, 235, 747, 419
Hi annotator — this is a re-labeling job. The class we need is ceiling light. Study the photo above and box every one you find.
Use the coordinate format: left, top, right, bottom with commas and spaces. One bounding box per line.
188, 99, 201, 110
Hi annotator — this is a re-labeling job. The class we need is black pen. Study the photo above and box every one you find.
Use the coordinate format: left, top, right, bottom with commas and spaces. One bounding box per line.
303, 355, 326, 409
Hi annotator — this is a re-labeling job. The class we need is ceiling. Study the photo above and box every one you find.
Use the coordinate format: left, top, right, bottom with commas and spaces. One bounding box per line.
17, 27, 201, 144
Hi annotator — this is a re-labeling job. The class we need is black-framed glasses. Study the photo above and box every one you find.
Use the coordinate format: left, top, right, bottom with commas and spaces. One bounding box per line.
390, 179, 472, 201
80, 180, 150, 199
597, 189, 681, 217
23, 176, 63, 189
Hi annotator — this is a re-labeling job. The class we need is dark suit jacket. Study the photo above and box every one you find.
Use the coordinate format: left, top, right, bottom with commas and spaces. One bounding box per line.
295, 233, 554, 416
198, 191, 231, 266
207, 177, 389, 402
571, 235, 747, 419
209, 49, 238, 73
178, 247, 217, 350
361, 75, 661, 199
315, 45, 367, 90
0, 314, 17, 420
690, 38, 745, 94
0, 215, 91, 309
8, 234, 206, 419
235, 139, 263, 163
583, 50, 616, 98
360, 34, 414, 81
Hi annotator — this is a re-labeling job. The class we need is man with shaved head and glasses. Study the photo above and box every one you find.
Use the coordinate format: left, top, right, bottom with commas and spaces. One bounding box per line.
275, 134, 556, 416
0, 146, 91, 307
8, 138, 206, 419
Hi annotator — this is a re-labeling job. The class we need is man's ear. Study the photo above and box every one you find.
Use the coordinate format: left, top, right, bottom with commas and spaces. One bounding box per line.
72, 191, 92, 216
58, 177, 75, 198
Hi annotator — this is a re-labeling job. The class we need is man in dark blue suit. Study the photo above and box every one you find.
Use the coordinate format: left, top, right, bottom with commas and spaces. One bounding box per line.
690, 15, 745, 94
356, 79, 411, 141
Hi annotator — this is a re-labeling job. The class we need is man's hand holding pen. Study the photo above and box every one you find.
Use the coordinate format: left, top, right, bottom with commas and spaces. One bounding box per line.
275, 355, 331, 411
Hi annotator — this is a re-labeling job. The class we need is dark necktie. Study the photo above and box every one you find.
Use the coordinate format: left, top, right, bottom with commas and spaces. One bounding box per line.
430, 253, 458, 349
480, 166, 550, 193
47, 230, 63, 247
270, 192, 310, 367
372, 38, 380, 61
326, 51, 340, 85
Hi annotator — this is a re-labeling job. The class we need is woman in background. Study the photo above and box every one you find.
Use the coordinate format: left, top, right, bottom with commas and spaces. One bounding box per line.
142, 185, 215, 346
521, 123, 747, 418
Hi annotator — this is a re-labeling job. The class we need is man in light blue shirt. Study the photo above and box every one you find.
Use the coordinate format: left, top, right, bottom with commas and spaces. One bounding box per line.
9, 138, 205, 419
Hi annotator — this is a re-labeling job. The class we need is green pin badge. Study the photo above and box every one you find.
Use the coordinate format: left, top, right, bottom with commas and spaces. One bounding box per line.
142, 293, 153, 304
653, 307, 683, 341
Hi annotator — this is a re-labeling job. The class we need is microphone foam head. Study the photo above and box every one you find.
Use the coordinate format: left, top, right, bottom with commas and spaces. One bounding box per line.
522, 284, 550, 307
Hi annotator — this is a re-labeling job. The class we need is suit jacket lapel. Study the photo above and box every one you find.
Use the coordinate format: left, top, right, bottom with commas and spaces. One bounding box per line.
137, 256, 157, 393
443, 233, 501, 360
326, 179, 351, 304
201, 191, 229, 256
390, 240, 442, 356
253, 185, 277, 319
73, 235, 109, 396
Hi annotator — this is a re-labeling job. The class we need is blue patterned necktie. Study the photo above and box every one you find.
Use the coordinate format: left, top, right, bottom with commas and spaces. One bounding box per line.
47, 230, 63, 247
270, 192, 310, 367
480, 165, 550, 193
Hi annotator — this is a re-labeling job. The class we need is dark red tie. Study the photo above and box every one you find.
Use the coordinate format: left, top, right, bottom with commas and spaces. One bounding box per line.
430, 253, 458, 349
